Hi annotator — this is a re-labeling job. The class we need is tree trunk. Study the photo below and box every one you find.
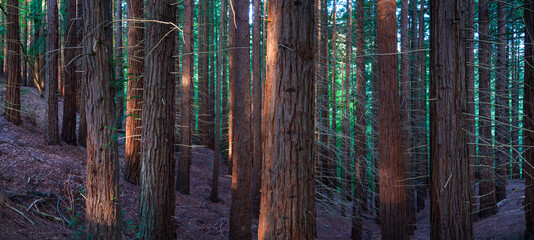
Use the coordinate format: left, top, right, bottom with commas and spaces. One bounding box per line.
342, 0, 353, 204
377, 0, 408, 238
124, 0, 144, 185
77, 0, 87, 147
62, 0, 78, 145
477, 0, 498, 218
46, 0, 60, 144
115, 0, 124, 130
465, 0, 477, 221
415, 0, 427, 213
211, 0, 226, 203
227, 3, 235, 176
330, 0, 339, 196
400, 0, 414, 233
137, 0, 176, 238
258, 0, 316, 237
494, 1, 508, 203
523, 1, 534, 238
351, 0, 366, 238
198, 0, 210, 148
317, 0, 330, 199
5, 0, 21, 125
429, 0, 473, 239
228, 0, 252, 238
251, 0, 263, 217
82, 0, 121, 237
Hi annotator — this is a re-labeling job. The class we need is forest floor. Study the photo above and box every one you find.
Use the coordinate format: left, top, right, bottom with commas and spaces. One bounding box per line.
0, 83, 527, 240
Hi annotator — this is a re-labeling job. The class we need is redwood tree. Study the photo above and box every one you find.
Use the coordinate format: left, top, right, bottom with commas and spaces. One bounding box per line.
137, 0, 176, 237
5, 0, 21, 125
523, 1, 534, 238
46, 0, 60, 145
124, 0, 144, 184
376, 0, 408, 238
82, 0, 121, 237
62, 0, 77, 145
251, 0, 263, 216
478, 0, 498, 218
429, 0, 473, 239
228, 0, 252, 238
177, 0, 193, 194
257, 0, 316, 237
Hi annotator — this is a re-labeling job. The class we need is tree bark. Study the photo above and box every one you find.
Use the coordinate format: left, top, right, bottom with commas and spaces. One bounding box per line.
228, 0, 252, 238
115, 0, 124, 130
351, 0, 366, 238
523, 1, 534, 238
330, 0, 339, 195
137, 0, 176, 238
227, 3, 235, 176
46, 0, 60, 145
429, 0, 473, 239
62, 0, 78, 145
377, 0, 408, 238
5, 0, 21, 125
124, 0, 144, 185
211, 0, 226, 203
251, 0, 263, 217
77, 0, 87, 147
477, 0, 498, 218
177, 0, 193, 194
494, 1, 508, 203
82, 0, 121, 238
258, 0, 316, 238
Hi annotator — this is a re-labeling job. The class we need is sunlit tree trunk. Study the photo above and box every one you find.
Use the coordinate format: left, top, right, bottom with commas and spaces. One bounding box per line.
177, 0, 193, 194
46, 0, 60, 145
258, 0, 316, 238
377, 0, 408, 238
137, 0, 176, 238
5, 0, 21, 125
228, 0, 252, 238
429, 0, 473, 238
124, 0, 144, 184
83, 0, 121, 237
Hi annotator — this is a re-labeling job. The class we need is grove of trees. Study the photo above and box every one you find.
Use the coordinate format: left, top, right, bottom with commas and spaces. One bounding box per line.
1, 0, 533, 239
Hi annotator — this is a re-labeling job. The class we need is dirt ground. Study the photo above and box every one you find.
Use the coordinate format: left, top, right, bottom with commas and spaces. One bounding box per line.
0, 85, 527, 240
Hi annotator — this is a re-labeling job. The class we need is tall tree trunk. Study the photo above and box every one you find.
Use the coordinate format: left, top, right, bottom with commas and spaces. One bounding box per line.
138, 0, 176, 238
330, 0, 339, 195
211, 0, 226, 203
523, 1, 534, 238
478, 0, 498, 218
227, 2, 235, 175
342, 0, 353, 213
251, 0, 263, 216
494, 1, 508, 203
400, 0, 414, 233
77, 0, 87, 147
199, 0, 210, 148
208, 0, 215, 150
115, 0, 124, 129
62, 0, 78, 145
82, 0, 121, 237
465, 0, 477, 221
430, 0, 473, 239
124, 0, 144, 184
377, 0, 408, 238
5, 0, 21, 125
351, 0, 366, 238
46, 0, 60, 145
257, 0, 316, 237
22, 1, 28, 87
177, 0, 193, 194
228, 0, 252, 238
